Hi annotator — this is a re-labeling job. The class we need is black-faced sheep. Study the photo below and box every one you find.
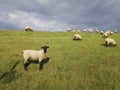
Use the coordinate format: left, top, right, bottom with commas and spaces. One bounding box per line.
22, 46, 49, 70
105, 38, 117, 46
25, 26, 33, 31
100, 31, 104, 35
73, 34, 82, 41
103, 32, 109, 38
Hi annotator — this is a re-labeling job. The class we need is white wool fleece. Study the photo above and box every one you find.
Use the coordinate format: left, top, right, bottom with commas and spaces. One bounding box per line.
23, 49, 46, 64
105, 38, 117, 46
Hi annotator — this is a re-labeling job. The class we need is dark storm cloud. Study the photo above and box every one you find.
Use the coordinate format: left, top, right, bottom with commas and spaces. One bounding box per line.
0, 0, 120, 31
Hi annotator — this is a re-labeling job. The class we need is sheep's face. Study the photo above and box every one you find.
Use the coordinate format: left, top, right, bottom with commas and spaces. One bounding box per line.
41, 46, 49, 53
113, 42, 117, 46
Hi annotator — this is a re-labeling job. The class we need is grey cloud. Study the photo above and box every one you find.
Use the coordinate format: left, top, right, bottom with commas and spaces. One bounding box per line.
0, 0, 120, 31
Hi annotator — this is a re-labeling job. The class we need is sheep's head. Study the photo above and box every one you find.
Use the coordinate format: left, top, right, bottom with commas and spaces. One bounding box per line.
113, 42, 117, 46
41, 46, 49, 53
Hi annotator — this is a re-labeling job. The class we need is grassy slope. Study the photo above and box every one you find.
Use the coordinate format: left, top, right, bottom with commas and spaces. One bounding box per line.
0, 30, 120, 90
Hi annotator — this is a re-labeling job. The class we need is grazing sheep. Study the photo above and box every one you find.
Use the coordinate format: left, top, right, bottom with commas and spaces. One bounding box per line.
103, 32, 109, 38
96, 30, 99, 33
100, 31, 104, 35
114, 30, 118, 33
25, 26, 33, 31
110, 31, 114, 35
73, 34, 82, 41
22, 46, 49, 70
89, 29, 94, 33
105, 38, 117, 46
83, 29, 87, 32
66, 28, 72, 32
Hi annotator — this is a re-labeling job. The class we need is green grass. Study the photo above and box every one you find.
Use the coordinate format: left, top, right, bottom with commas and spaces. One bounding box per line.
0, 30, 120, 90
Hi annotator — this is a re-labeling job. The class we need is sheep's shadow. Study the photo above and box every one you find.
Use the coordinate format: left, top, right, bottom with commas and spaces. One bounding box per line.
0, 61, 20, 80
24, 57, 50, 70
101, 44, 107, 47
73, 38, 82, 41
101, 44, 116, 47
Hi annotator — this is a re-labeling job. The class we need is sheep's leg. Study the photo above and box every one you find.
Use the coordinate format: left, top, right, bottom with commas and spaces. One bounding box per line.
24, 63, 27, 70
23, 59, 29, 70
110, 43, 112, 47
105, 41, 108, 46
39, 58, 43, 70
39, 63, 43, 70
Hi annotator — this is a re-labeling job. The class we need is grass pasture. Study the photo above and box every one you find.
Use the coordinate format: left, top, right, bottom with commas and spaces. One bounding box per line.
0, 30, 120, 90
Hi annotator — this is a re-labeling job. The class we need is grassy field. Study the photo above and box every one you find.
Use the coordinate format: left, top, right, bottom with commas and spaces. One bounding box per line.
0, 30, 120, 90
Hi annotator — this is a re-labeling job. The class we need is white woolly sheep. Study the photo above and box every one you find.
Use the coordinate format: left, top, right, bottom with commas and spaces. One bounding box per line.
73, 34, 82, 41
114, 30, 118, 33
96, 30, 99, 33
103, 32, 109, 38
25, 26, 33, 31
105, 38, 117, 46
22, 46, 49, 70
100, 31, 104, 35
83, 29, 87, 32
110, 31, 114, 35
89, 29, 94, 33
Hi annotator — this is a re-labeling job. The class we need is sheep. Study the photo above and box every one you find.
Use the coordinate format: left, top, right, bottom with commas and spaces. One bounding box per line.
114, 30, 118, 33
83, 29, 87, 32
105, 38, 117, 46
25, 26, 33, 31
66, 28, 72, 32
73, 34, 82, 41
22, 46, 49, 70
103, 32, 109, 38
89, 29, 94, 33
100, 31, 104, 35
96, 30, 99, 33
110, 31, 114, 35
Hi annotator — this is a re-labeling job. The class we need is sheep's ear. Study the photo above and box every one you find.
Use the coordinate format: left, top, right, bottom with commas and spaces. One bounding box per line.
47, 46, 49, 48
41, 46, 49, 48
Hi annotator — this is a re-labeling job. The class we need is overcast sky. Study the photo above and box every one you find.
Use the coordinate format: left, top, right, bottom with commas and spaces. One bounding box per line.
0, 0, 120, 31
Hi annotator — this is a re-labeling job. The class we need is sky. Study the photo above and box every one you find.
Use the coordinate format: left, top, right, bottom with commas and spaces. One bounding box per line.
0, 0, 120, 31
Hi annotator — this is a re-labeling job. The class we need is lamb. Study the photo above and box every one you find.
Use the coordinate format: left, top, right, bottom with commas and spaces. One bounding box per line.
73, 34, 82, 40
22, 46, 49, 70
25, 26, 33, 31
105, 38, 117, 46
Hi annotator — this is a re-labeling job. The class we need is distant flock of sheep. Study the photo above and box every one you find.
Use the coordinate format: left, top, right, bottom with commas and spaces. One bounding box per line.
73, 31, 117, 46
22, 26, 118, 70
73, 30, 117, 46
